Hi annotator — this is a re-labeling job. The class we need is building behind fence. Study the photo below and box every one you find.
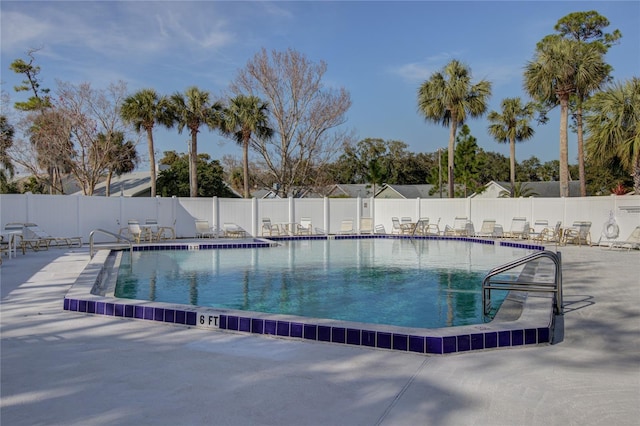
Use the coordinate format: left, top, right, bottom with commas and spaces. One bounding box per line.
1, 194, 639, 243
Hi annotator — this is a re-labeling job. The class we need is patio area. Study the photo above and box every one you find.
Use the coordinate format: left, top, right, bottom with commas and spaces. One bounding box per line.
1, 244, 639, 425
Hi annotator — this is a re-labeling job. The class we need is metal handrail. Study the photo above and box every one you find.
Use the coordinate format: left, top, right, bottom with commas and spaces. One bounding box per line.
89, 228, 133, 258
482, 250, 562, 316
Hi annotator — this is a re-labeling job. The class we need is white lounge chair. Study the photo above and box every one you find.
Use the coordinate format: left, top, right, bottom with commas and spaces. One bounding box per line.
297, 217, 313, 235
261, 218, 281, 236
413, 218, 430, 235
391, 217, 402, 235
127, 220, 150, 243
143, 219, 175, 241
374, 224, 386, 234
359, 217, 374, 235
195, 220, 218, 238
503, 217, 529, 239
607, 226, 640, 251
529, 220, 549, 241
4, 223, 49, 252
223, 223, 248, 238
562, 221, 592, 246
150, 219, 176, 241
425, 218, 441, 235
534, 221, 562, 244
23, 223, 82, 248
339, 219, 354, 235
475, 219, 497, 238
444, 217, 469, 236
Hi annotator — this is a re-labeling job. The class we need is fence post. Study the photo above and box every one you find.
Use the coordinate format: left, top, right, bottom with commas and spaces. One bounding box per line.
252, 197, 258, 237
213, 196, 219, 231
356, 195, 362, 233
76, 195, 82, 238
324, 197, 330, 235
289, 197, 295, 224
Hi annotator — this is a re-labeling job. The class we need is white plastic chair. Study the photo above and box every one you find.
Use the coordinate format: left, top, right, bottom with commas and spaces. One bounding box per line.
297, 218, 313, 235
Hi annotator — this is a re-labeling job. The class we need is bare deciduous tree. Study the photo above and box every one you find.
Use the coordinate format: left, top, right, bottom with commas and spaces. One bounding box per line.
55, 81, 131, 195
230, 48, 352, 197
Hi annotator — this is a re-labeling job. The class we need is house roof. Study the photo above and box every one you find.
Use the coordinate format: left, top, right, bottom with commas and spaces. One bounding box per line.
376, 184, 441, 199
73, 171, 242, 197
325, 184, 378, 198
480, 181, 584, 197
73, 171, 152, 197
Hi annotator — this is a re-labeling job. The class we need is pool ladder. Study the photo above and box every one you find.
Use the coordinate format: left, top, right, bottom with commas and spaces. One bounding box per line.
89, 228, 133, 258
482, 250, 563, 316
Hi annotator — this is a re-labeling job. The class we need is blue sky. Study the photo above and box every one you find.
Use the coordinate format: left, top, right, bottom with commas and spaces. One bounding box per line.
2, 1, 639, 169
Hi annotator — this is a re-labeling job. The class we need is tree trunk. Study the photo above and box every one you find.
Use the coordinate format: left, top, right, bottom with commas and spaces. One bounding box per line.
576, 105, 587, 197
448, 119, 457, 198
243, 138, 250, 198
559, 96, 570, 198
509, 135, 516, 197
634, 155, 640, 195
105, 170, 113, 197
146, 128, 156, 197
189, 131, 198, 197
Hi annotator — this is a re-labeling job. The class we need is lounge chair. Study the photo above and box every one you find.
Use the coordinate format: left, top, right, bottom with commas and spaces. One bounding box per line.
413, 218, 430, 235
3, 223, 48, 252
261, 218, 281, 236
297, 217, 313, 235
607, 226, 640, 251
195, 220, 219, 238
561, 221, 592, 246
339, 219, 354, 235
374, 224, 386, 234
475, 219, 497, 238
359, 217, 374, 235
529, 220, 549, 241
444, 217, 469, 236
425, 218, 441, 235
391, 217, 403, 235
503, 217, 529, 239
23, 223, 82, 248
1, 235, 10, 261
126, 220, 150, 243
145, 219, 175, 241
534, 221, 562, 244
223, 223, 248, 238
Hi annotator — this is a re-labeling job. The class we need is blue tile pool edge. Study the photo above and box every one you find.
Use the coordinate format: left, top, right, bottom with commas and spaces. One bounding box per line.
63, 238, 557, 356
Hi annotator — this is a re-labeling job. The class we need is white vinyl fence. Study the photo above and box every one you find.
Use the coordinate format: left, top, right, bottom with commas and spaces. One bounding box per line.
1, 193, 639, 244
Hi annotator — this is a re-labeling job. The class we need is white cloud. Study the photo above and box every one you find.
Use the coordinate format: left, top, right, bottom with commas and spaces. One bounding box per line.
1, 11, 55, 51
388, 52, 459, 84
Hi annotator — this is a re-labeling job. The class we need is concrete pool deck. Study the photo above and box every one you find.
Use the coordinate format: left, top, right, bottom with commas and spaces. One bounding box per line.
1, 243, 638, 425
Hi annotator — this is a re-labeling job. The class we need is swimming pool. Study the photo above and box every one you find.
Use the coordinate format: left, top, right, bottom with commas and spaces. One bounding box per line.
114, 239, 531, 328
64, 236, 557, 355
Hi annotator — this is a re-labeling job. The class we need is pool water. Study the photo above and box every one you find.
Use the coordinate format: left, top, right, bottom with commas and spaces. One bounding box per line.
115, 239, 532, 328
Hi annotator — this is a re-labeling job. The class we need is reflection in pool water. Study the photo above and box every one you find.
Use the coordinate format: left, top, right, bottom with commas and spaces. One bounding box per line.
115, 239, 532, 328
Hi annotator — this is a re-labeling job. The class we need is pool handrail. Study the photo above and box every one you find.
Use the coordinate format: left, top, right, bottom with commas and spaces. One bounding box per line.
89, 228, 133, 258
482, 250, 563, 316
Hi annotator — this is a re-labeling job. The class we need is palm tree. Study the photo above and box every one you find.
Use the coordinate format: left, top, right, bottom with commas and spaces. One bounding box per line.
120, 89, 173, 197
487, 98, 535, 196
585, 78, 640, 194
220, 95, 273, 198
171, 87, 222, 197
554, 11, 619, 197
572, 44, 611, 196
98, 132, 139, 196
499, 182, 538, 198
418, 59, 492, 198
524, 35, 579, 198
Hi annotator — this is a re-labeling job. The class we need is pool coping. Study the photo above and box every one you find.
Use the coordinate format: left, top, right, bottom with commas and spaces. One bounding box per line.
63, 236, 558, 355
